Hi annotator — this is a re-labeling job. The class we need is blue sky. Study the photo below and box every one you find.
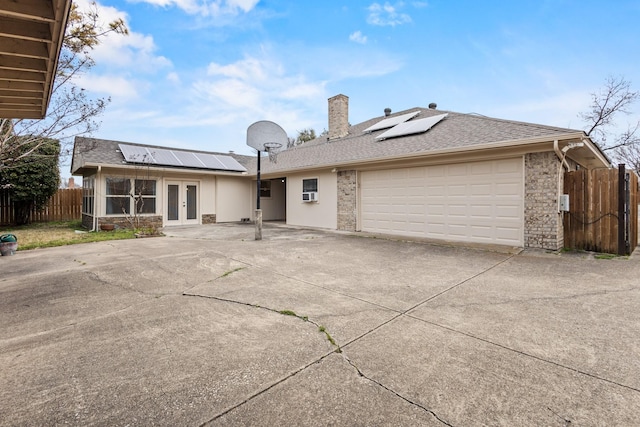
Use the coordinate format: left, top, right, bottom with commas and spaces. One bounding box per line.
69, 0, 640, 172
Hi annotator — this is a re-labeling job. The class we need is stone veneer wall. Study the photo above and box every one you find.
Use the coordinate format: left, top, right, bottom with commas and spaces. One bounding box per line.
202, 214, 217, 224
337, 170, 357, 231
524, 152, 563, 250
98, 215, 163, 230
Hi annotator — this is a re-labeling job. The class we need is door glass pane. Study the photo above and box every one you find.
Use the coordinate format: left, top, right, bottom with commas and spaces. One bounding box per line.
186, 185, 197, 220
168, 184, 179, 221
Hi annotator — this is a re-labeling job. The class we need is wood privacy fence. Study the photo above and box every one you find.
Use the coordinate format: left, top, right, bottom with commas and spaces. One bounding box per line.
0, 188, 82, 226
563, 165, 638, 255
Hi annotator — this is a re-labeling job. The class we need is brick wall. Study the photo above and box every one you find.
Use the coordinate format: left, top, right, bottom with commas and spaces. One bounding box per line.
337, 170, 357, 231
524, 152, 563, 250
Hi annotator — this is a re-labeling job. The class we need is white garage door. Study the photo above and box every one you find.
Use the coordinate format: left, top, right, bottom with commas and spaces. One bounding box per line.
360, 158, 524, 246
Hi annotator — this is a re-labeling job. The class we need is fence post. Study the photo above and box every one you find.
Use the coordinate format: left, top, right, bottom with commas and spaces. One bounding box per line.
618, 164, 626, 255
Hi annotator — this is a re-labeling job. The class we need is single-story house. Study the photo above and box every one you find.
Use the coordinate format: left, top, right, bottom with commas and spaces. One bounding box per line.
71, 94, 611, 250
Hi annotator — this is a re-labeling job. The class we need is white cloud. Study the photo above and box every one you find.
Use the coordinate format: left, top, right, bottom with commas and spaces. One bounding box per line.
128, 0, 259, 16
76, 75, 141, 99
367, 2, 412, 27
349, 31, 368, 44
69, 1, 172, 100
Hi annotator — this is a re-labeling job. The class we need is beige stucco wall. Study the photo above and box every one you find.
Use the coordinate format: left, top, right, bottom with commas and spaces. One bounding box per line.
216, 176, 252, 222
253, 178, 286, 220
91, 167, 248, 226
286, 171, 337, 229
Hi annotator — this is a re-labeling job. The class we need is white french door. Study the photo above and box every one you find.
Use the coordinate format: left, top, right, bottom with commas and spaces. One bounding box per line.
165, 181, 199, 225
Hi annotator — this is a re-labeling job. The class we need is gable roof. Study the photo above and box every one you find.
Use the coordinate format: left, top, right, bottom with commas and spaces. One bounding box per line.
252, 107, 610, 175
71, 137, 253, 175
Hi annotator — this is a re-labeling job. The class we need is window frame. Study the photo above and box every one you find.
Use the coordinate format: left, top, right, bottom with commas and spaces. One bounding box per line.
104, 176, 158, 216
260, 180, 272, 198
302, 178, 318, 193
82, 177, 95, 215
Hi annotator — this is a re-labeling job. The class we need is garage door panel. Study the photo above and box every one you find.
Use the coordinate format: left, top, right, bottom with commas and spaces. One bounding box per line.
361, 158, 523, 246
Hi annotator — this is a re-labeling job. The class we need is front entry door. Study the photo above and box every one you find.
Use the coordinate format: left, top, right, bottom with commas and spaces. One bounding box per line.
166, 181, 199, 225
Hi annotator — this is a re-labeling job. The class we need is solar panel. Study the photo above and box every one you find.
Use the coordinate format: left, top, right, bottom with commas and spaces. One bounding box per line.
150, 148, 180, 166
375, 113, 448, 140
171, 151, 205, 168
215, 155, 246, 171
196, 153, 226, 170
119, 144, 156, 164
118, 144, 247, 172
363, 110, 420, 133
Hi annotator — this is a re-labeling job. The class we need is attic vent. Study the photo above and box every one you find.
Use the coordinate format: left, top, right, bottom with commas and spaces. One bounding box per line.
384, 108, 391, 116
363, 110, 420, 133
376, 113, 448, 141
428, 102, 437, 109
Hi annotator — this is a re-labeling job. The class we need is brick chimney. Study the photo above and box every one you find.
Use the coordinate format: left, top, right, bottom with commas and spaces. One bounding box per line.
68, 177, 75, 188
328, 94, 349, 140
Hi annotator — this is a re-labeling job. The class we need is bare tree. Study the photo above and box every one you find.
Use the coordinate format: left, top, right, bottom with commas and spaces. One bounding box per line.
580, 76, 640, 152
0, 2, 128, 169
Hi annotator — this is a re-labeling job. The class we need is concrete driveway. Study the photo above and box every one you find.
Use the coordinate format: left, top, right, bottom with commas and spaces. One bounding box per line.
1, 223, 639, 426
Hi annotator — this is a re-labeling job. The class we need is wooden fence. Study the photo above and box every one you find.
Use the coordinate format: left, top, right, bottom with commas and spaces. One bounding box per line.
0, 188, 82, 226
563, 165, 638, 255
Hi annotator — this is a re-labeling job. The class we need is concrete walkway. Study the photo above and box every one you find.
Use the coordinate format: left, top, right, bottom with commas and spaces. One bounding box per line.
1, 223, 639, 426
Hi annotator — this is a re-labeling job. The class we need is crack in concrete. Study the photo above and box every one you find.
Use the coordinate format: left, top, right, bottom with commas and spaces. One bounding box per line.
182, 291, 454, 426
428, 286, 640, 310
340, 352, 454, 426
406, 314, 640, 394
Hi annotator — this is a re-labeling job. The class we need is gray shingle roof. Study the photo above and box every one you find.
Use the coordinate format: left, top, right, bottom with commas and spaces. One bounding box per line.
71, 137, 253, 175
72, 107, 593, 177
251, 107, 586, 175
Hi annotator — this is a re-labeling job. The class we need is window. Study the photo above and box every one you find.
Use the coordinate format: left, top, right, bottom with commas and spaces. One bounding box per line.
82, 177, 94, 215
106, 178, 131, 215
260, 180, 271, 198
303, 178, 318, 192
104, 177, 158, 215
134, 179, 156, 214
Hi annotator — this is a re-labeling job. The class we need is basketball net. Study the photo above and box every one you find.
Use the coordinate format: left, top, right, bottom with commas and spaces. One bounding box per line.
264, 142, 282, 163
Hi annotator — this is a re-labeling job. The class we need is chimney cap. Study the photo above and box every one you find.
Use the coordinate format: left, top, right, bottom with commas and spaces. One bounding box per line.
428, 102, 437, 109
384, 108, 392, 116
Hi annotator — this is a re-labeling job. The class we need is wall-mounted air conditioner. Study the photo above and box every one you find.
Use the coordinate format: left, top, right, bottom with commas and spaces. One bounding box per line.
302, 192, 318, 202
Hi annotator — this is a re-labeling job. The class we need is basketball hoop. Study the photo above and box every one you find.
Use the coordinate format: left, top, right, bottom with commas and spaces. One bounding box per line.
264, 142, 282, 163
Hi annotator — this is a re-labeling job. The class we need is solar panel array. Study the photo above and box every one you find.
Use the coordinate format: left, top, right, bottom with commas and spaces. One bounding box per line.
363, 110, 420, 133
375, 113, 448, 141
118, 144, 247, 172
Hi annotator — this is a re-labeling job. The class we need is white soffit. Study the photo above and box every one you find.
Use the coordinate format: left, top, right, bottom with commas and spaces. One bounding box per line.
375, 113, 448, 140
363, 110, 420, 133
118, 144, 246, 172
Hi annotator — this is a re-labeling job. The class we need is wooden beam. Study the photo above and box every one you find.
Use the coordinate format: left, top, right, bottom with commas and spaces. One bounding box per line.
0, 0, 56, 22
0, 69, 46, 83
0, 54, 47, 73
0, 80, 44, 92
0, 17, 52, 42
0, 35, 50, 59
0, 90, 41, 99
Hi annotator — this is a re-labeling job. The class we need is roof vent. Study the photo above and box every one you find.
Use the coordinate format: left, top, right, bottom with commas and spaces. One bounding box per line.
384, 108, 391, 117
428, 102, 437, 109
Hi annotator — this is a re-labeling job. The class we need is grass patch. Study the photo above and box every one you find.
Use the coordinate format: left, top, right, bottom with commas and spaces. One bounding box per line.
594, 253, 620, 260
278, 310, 308, 321
318, 325, 341, 353
0, 220, 136, 251
220, 267, 245, 278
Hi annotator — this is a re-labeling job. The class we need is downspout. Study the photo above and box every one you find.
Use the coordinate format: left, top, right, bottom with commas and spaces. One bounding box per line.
554, 139, 584, 212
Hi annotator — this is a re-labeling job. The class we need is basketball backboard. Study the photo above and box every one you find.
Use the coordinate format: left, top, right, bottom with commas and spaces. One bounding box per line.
246, 120, 288, 152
